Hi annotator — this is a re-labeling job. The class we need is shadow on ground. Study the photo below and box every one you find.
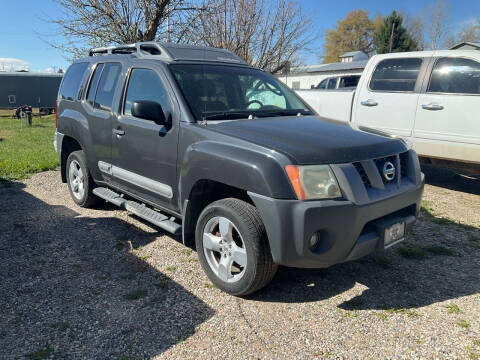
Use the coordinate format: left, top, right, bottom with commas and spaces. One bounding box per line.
249, 189, 480, 309
422, 164, 480, 195
0, 180, 213, 359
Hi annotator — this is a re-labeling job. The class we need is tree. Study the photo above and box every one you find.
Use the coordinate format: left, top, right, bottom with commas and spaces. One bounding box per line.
424, 0, 450, 49
190, 0, 314, 73
401, 11, 425, 50
323, 9, 376, 64
375, 11, 418, 54
50, 0, 200, 58
457, 19, 480, 43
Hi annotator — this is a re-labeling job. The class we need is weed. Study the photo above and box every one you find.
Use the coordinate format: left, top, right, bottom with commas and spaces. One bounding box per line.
154, 278, 169, 289
373, 312, 388, 320
383, 308, 422, 317
444, 303, 461, 314
474, 339, 480, 347
166, 266, 177, 272
398, 245, 428, 260
25, 347, 53, 360
468, 234, 480, 243
457, 319, 471, 329
204, 283, 216, 289
123, 289, 148, 301
423, 245, 455, 256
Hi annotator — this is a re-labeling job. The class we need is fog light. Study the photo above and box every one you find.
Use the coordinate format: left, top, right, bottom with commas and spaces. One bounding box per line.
309, 232, 321, 250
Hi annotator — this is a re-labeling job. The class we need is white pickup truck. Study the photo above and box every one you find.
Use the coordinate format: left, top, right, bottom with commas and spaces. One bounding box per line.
296, 50, 480, 174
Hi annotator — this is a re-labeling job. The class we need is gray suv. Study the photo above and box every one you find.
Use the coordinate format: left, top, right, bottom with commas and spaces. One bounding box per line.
54, 42, 424, 296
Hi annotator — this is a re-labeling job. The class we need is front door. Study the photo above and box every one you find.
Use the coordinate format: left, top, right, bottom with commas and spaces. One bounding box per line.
110, 65, 180, 211
414, 56, 480, 163
353, 56, 427, 138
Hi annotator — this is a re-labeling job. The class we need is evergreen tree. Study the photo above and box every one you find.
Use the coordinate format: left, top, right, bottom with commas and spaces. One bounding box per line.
375, 11, 419, 54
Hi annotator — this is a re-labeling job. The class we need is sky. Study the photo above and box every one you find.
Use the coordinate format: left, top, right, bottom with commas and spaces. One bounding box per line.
1, 0, 480, 72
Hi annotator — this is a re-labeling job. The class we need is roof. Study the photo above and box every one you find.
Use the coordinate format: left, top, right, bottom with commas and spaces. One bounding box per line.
340, 51, 364, 57
88, 42, 247, 65
288, 60, 368, 74
0, 72, 63, 78
449, 42, 480, 50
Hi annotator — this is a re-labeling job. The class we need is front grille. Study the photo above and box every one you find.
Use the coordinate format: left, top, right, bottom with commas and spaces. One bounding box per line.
353, 162, 371, 188
353, 151, 409, 190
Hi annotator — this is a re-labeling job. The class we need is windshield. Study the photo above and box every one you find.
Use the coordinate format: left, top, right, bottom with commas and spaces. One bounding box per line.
169, 64, 312, 120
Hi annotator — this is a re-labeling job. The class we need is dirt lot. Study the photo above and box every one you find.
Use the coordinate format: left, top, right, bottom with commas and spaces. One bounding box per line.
0, 166, 479, 359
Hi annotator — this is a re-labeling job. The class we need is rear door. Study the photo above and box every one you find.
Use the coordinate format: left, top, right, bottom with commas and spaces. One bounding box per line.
82, 62, 123, 183
110, 64, 180, 211
414, 56, 480, 162
353, 56, 429, 137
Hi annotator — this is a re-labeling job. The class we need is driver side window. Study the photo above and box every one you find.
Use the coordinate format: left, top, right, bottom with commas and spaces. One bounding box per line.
124, 68, 171, 116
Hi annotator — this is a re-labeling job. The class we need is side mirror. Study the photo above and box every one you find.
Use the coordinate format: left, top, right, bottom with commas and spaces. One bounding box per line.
131, 100, 169, 125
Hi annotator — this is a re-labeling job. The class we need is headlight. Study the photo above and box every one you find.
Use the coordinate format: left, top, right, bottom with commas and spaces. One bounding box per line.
285, 165, 341, 200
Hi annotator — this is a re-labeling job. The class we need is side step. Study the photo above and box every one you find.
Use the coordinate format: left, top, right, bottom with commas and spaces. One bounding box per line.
93, 187, 182, 235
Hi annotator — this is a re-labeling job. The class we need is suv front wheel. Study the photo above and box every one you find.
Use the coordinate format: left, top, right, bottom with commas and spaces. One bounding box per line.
66, 150, 98, 208
195, 198, 277, 296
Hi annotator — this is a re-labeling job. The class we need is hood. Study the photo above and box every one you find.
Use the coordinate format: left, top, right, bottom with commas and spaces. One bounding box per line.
206, 116, 407, 165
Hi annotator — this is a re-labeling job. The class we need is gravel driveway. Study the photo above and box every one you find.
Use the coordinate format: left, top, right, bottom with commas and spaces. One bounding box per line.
1, 167, 479, 359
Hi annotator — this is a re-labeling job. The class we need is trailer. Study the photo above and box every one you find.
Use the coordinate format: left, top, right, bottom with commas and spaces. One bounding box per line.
0, 72, 63, 115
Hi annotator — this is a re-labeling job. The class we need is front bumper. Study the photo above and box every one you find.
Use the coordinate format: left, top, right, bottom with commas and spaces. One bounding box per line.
248, 178, 424, 268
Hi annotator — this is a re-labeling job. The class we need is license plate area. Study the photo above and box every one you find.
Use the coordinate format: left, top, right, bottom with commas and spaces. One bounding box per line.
384, 222, 406, 249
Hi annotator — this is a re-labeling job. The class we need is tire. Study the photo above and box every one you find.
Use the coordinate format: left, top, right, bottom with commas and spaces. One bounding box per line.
66, 150, 98, 208
195, 198, 277, 296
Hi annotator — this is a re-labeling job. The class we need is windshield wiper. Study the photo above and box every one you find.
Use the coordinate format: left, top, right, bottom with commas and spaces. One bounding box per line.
254, 109, 313, 118
201, 111, 251, 121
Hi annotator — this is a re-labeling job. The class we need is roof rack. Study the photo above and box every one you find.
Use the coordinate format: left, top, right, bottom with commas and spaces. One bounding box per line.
88, 42, 172, 61
88, 41, 247, 65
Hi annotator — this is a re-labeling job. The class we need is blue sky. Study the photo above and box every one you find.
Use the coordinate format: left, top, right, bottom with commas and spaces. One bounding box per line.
1, 0, 479, 71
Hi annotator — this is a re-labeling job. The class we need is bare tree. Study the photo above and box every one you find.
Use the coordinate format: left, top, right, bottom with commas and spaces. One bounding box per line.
424, 0, 450, 50
401, 11, 425, 50
457, 19, 480, 43
190, 0, 314, 73
50, 0, 200, 58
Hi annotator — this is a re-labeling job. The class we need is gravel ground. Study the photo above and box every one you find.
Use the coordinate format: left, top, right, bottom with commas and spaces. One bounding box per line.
0, 166, 479, 359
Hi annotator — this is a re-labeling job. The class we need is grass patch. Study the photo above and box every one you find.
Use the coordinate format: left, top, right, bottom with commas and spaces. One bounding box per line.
398, 245, 428, 260
25, 346, 53, 360
474, 339, 480, 347
123, 289, 148, 301
457, 319, 471, 329
423, 245, 455, 256
0, 116, 58, 180
373, 312, 388, 320
444, 303, 461, 314
154, 278, 169, 289
166, 266, 177, 272
384, 308, 423, 318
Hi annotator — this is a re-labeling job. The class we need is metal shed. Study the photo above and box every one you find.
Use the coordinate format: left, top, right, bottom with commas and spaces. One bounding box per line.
0, 72, 63, 110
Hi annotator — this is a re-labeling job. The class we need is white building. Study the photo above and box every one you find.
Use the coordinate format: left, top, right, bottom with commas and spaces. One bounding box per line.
277, 51, 368, 90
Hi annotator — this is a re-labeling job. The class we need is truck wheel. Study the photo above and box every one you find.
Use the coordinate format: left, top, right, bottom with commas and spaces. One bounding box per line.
195, 198, 277, 296
66, 150, 98, 208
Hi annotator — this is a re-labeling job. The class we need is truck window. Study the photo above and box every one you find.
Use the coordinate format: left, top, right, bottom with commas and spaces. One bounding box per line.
59, 62, 88, 101
369, 58, 422, 92
327, 78, 338, 89
91, 63, 121, 111
339, 75, 360, 88
86, 63, 104, 107
124, 68, 171, 116
316, 79, 328, 89
428, 57, 480, 94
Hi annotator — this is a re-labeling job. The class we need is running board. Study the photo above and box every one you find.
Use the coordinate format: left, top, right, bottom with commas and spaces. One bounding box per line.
93, 187, 182, 235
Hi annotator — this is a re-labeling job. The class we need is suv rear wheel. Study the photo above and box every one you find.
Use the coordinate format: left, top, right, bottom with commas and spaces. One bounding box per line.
195, 198, 277, 296
66, 150, 98, 208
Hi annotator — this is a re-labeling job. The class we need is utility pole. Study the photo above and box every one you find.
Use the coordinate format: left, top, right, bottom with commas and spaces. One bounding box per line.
389, 21, 396, 53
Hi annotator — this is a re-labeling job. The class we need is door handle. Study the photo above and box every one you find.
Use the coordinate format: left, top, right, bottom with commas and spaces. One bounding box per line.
421, 103, 444, 111
113, 128, 125, 136
360, 99, 378, 107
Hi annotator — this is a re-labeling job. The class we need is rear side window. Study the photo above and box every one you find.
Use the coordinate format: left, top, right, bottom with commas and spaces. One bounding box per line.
369, 58, 422, 92
124, 68, 171, 116
428, 57, 480, 94
339, 75, 360, 88
88, 63, 121, 111
86, 63, 104, 107
59, 62, 88, 101
316, 79, 327, 89
327, 78, 337, 89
